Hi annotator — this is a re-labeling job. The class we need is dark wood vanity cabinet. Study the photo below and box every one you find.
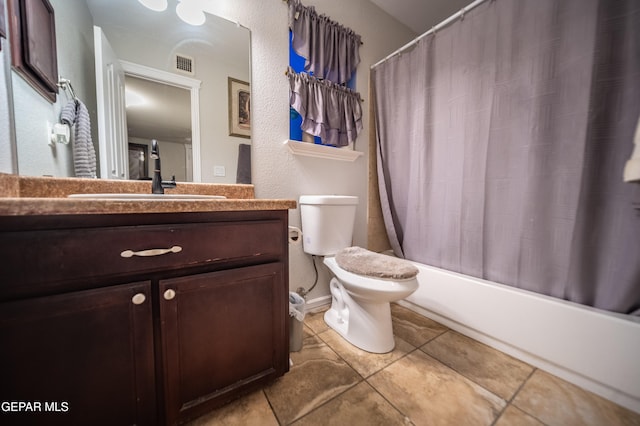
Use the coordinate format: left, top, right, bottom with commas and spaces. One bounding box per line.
160, 263, 286, 423
0, 210, 290, 425
0, 281, 157, 426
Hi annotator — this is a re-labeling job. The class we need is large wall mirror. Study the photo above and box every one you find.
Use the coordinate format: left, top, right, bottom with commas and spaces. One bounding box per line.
10, 0, 251, 183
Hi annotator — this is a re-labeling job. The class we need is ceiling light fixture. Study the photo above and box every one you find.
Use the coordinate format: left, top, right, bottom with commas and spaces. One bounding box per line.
137, 0, 168, 12
176, 0, 206, 26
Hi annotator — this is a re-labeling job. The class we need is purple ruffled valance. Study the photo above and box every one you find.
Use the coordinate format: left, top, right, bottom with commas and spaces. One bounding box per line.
288, 0, 361, 84
288, 68, 363, 147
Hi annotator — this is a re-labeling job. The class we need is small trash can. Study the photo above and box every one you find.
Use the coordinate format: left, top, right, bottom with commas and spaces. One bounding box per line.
289, 292, 306, 352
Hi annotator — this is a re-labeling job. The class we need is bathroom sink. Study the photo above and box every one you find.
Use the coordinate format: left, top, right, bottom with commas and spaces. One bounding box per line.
68, 193, 226, 201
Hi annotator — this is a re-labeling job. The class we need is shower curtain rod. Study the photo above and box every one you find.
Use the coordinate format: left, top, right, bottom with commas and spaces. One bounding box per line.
371, 0, 491, 69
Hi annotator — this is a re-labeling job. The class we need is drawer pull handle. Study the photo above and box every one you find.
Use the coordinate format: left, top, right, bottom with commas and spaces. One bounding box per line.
121, 246, 182, 258
132, 293, 146, 305
164, 289, 176, 301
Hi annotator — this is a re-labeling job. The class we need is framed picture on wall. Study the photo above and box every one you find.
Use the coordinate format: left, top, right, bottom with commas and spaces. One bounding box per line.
228, 77, 251, 139
7, 0, 58, 102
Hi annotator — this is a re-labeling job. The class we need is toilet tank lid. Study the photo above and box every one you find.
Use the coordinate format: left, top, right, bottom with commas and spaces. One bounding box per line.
299, 195, 359, 205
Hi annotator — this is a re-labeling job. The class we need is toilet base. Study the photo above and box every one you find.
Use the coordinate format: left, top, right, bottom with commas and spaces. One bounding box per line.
324, 278, 396, 353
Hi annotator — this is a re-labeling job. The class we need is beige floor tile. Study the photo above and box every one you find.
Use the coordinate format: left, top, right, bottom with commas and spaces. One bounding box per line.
302, 323, 315, 336
318, 328, 415, 378
513, 370, 640, 426
421, 330, 534, 400
189, 305, 639, 426
391, 304, 448, 347
369, 350, 505, 426
494, 405, 545, 426
304, 309, 330, 335
264, 333, 362, 424
186, 390, 278, 426
292, 381, 412, 426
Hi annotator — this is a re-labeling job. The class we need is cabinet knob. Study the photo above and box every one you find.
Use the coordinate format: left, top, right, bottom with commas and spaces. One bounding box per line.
164, 289, 176, 300
132, 293, 146, 305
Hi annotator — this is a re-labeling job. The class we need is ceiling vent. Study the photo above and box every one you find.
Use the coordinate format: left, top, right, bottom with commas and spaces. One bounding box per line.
174, 54, 195, 75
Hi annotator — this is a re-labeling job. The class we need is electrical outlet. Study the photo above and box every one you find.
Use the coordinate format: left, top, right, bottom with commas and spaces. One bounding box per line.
213, 166, 226, 177
48, 122, 70, 146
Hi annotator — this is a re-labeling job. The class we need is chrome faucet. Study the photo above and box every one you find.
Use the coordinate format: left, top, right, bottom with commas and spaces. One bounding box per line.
150, 139, 177, 194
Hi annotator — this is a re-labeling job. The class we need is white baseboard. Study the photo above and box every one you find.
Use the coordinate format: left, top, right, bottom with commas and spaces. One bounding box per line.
304, 295, 331, 313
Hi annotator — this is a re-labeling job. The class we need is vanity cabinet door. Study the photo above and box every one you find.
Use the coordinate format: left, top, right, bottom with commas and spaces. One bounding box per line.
0, 281, 156, 426
159, 263, 288, 425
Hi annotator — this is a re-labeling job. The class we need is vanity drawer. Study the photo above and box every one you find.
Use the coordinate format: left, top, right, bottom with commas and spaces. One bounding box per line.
0, 220, 285, 299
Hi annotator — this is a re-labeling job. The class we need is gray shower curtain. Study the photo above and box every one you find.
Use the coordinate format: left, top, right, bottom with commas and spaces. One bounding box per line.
373, 0, 640, 315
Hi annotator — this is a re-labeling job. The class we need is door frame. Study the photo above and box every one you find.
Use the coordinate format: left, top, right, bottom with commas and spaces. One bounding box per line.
120, 60, 202, 182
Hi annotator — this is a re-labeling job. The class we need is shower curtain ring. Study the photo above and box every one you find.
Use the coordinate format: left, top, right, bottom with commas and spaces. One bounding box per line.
460, 8, 465, 20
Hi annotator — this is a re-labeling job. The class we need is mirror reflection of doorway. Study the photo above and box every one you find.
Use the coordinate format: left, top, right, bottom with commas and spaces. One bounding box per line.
128, 143, 149, 180
125, 75, 192, 181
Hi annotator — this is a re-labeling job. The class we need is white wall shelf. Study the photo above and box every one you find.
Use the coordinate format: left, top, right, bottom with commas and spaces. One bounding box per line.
284, 140, 363, 162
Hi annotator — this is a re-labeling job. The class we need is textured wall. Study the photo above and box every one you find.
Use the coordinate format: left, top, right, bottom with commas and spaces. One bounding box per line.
201, 0, 415, 299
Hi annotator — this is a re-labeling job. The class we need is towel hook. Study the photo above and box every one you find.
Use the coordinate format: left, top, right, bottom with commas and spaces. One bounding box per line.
57, 78, 77, 101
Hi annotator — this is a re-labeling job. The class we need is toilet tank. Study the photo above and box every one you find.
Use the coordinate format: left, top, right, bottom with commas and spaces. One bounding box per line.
299, 195, 358, 256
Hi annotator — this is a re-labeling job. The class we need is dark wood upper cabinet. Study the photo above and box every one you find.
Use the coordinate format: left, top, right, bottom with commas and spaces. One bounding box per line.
7, 0, 58, 102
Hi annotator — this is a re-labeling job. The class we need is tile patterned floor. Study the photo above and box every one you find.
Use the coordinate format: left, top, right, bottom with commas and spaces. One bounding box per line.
189, 304, 640, 426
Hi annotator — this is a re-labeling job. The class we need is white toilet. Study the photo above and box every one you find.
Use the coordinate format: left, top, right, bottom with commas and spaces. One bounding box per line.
299, 195, 419, 353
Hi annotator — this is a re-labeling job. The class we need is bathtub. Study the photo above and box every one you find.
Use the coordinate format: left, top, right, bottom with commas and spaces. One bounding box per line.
398, 262, 640, 414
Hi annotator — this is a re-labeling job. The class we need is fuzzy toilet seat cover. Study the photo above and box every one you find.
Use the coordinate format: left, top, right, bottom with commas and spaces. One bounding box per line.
335, 247, 419, 280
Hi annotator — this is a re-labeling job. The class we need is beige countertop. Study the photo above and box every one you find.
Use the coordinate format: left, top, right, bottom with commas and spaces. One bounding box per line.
0, 174, 297, 216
